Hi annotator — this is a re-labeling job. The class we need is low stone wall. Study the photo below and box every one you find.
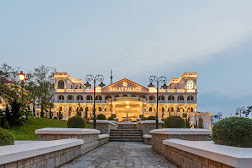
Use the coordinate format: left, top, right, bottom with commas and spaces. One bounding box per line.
137, 120, 163, 134
98, 134, 109, 146
90, 120, 117, 134
161, 139, 252, 168
35, 128, 101, 154
143, 134, 152, 145
150, 129, 211, 155
0, 139, 83, 168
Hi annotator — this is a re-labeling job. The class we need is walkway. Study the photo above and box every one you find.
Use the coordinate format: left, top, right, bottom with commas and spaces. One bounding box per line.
61, 142, 177, 168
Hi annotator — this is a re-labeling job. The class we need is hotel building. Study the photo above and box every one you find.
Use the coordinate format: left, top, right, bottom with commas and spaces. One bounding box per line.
53, 72, 213, 129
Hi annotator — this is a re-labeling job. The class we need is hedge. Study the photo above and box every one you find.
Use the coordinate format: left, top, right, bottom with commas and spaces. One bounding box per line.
212, 117, 252, 147
147, 116, 156, 120
0, 128, 14, 146
164, 116, 185, 128
97, 114, 106, 120
67, 116, 85, 128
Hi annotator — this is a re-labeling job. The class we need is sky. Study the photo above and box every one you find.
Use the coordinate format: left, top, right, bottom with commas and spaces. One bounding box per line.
1, 0, 252, 118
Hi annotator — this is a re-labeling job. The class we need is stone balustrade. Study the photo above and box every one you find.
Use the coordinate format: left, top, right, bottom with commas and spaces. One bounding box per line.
35, 128, 104, 154
89, 120, 118, 134
162, 139, 252, 168
0, 138, 83, 168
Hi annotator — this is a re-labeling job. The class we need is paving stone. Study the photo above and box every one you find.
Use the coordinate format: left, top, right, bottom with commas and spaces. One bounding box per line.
61, 142, 177, 168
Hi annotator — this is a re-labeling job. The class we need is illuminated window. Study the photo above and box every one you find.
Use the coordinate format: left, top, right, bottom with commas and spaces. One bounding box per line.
168, 95, 174, 100
158, 95, 165, 100
149, 107, 153, 112
67, 95, 74, 100
95, 95, 102, 100
149, 95, 155, 100
86, 95, 92, 100
58, 95, 64, 100
186, 80, 194, 89
77, 95, 83, 100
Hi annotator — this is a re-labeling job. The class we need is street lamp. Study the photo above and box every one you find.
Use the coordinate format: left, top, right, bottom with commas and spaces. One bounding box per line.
84, 74, 105, 129
148, 76, 167, 129
18, 71, 26, 105
236, 106, 245, 117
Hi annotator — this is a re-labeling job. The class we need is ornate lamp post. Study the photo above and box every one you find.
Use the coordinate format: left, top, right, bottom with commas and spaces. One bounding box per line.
236, 106, 245, 117
18, 71, 26, 104
84, 75, 105, 129
148, 76, 167, 129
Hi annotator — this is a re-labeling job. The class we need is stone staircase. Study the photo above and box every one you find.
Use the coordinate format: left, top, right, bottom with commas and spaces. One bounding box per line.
109, 123, 144, 142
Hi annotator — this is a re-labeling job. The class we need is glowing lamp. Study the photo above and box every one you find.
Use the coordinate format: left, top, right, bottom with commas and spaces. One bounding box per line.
126, 101, 129, 104
18, 71, 25, 82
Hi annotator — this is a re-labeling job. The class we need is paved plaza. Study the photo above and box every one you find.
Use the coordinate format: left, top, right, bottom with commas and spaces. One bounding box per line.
61, 142, 177, 168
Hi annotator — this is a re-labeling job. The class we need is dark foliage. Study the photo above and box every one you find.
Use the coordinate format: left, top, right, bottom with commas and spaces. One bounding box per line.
164, 116, 185, 128
67, 116, 85, 128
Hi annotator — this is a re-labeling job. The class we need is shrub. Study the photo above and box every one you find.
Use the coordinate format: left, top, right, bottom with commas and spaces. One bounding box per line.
0, 128, 14, 146
97, 114, 106, 120
147, 116, 156, 120
212, 117, 252, 147
141, 117, 147, 121
108, 116, 114, 120
164, 116, 185, 128
67, 116, 85, 128
111, 114, 116, 118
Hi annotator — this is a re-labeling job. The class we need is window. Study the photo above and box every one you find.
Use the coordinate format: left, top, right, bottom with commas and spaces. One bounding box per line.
97, 107, 102, 111
77, 95, 83, 100
186, 80, 194, 90
95, 95, 102, 100
69, 107, 72, 111
67, 95, 74, 100
131, 95, 136, 97
59, 107, 63, 112
187, 95, 194, 101
149, 107, 153, 112
158, 95, 165, 100
177, 95, 184, 101
105, 95, 111, 100
86, 95, 92, 100
123, 94, 128, 97
149, 95, 155, 100
187, 107, 194, 112
161, 107, 165, 112
178, 106, 184, 112
58, 95, 64, 100
140, 95, 146, 99
58, 80, 64, 89
115, 95, 119, 97
168, 95, 174, 100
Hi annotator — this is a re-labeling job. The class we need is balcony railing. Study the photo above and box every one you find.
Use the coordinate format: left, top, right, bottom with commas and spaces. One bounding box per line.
177, 100, 185, 103
54, 100, 106, 103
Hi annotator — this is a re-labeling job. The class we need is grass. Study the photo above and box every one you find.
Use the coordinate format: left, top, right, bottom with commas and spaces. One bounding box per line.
8, 118, 90, 140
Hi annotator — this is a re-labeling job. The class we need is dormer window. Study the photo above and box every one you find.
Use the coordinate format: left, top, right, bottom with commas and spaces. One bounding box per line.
186, 80, 194, 89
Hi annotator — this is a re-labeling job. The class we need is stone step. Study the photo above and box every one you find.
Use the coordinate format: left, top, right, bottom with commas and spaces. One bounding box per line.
110, 133, 143, 136
110, 135, 143, 138
118, 124, 137, 129
109, 139, 144, 142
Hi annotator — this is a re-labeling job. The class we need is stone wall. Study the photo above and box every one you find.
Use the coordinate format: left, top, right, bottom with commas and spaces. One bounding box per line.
90, 120, 117, 134
0, 139, 83, 168
161, 144, 233, 168
36, 128, 101, 155
137, 120, 163, 135
150, 129, 211, 157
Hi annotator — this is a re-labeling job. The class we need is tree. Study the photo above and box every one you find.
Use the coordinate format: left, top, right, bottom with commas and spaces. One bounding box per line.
185, 117, 192, 128
31, 65, 56, 118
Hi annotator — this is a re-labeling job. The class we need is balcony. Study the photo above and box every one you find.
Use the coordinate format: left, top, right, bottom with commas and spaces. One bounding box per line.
168, 100, 175, 103
187, 100, 197, 104
54, 100, 106, 104
177, 100, 185, 103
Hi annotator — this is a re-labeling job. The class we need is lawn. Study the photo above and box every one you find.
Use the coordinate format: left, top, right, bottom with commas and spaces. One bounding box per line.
8, 117, 90, 140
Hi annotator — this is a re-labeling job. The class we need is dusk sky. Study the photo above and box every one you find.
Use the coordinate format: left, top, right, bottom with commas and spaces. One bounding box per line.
1, 1, 252, 118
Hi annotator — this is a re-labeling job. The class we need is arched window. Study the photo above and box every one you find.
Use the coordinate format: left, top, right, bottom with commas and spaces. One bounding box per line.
77, 95, 83, 100
123, 94, 128, 97
170, 107, 174, 112
115, 95, 119, 97
177, 95, 184, 101
186, 80, 194, 89
59, 106, 63, 112
198, 117, 204, 128
67, 95, 74, 100
140, 95, 146, 99
158, 95, 165, 100
149, 107, 153, 112
58, 95, 64, 100
86, 95, 92, 100
69, 107, 73, 112
131, 95, 136, 97
149, 95, 155, 100
96, 107, 102, 111
95, 95, 102, 100
168, 95, 174, 100
187, 95, 194, 101
187, 107, 194, 112
161, 107, 165, 112
79, 107, 83, 111
178, 106, 184, 112
105, 95, 111, 100
58, 80, 64, 89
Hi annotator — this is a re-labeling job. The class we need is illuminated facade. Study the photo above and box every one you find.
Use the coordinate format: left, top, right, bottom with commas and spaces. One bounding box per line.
53, 72, 213, 129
